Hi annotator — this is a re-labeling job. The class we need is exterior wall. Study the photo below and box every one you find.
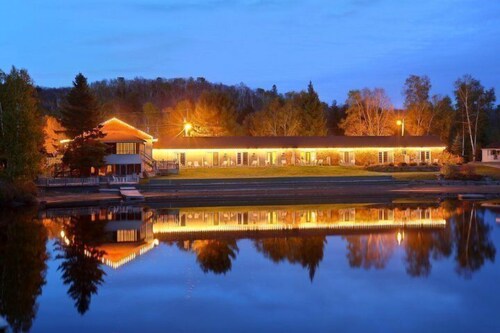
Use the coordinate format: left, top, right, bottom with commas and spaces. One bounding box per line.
153, 147, 447, 168
482, 149, 500, 162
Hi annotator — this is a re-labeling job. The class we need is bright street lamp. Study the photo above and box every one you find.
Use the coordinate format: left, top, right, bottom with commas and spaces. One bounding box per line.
396, 119, 405, 136
183, 122, 192, 137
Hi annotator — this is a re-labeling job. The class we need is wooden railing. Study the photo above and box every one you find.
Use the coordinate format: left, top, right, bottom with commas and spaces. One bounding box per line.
37, 177, 100, 187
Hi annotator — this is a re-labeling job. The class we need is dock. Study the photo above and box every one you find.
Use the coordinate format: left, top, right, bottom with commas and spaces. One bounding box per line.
120, 187, 145, 202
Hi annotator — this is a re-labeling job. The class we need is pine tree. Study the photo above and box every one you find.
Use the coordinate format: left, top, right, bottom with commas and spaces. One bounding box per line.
60, 73, 107, 176
0, 67, 44, 181
60, 73, 101, 137
293, 82, 327, 136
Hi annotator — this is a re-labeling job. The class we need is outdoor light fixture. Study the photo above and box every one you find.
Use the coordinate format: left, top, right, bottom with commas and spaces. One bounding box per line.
396, 119, 405, 136
183, 122, 192, 137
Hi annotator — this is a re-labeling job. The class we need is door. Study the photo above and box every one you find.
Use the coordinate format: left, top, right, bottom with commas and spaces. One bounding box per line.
305, 152, 311, 164
242, 152, 249, 165
213, 152, 219, 167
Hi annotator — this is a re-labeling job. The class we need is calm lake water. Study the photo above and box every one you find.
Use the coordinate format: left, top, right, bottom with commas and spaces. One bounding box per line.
1, 199, 499, 333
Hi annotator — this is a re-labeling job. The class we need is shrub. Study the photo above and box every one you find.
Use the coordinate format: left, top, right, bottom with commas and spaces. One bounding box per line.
419, 162, 427, 166
409, 162, 418, 166
0, 180, 38, 206
440, 164, 459, 180
398, 162, 408, 167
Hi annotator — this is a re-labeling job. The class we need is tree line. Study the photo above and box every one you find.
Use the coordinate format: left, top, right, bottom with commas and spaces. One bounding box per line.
1, 66, 498, 185
39, 73, 498, 162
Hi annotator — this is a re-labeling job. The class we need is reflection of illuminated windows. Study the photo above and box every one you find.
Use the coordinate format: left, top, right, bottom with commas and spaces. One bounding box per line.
306, 211, 312, 223
267, 212, 277, 224
340, 208, 355, 222
424, 208, 431, 219
237, 212, 248, 225
117, 230, 138, 242
378, 209, 394, 221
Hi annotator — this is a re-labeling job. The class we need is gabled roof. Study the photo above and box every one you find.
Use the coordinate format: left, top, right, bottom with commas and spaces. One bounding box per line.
155, 135, 445, 150
100, 117, 154, 143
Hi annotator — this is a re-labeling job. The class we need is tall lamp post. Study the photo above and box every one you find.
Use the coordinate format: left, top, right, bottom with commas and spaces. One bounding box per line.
396, 119, 405, 136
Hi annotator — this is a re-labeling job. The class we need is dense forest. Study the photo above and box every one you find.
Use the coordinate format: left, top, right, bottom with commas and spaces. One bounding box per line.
33, 74, 500, 161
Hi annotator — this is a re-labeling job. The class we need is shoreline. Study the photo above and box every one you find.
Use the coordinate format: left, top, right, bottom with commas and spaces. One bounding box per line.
38, 179, 500, 209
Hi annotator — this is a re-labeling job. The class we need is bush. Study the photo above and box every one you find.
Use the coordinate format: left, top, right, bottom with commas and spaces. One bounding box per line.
409, 162, 418, 166
440, 164, 459, 180
0, 180, 38, 206
398, 162, 408, 167
419, 162, 427, 166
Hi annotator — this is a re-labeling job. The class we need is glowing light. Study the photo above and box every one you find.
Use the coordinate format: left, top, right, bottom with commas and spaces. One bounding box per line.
396, 120, 402, 126
397, 231, 404, 245
183, 122, 193, 137
60, 230, 65, 238
153, 239, 160, 246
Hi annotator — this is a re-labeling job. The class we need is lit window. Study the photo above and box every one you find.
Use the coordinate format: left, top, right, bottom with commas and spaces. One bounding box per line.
116, 143, 138, 154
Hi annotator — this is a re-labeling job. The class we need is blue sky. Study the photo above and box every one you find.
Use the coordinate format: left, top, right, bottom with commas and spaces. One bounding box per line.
1, 0, 499, 106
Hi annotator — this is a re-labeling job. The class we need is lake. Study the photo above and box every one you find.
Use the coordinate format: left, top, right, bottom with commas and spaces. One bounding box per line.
1, 199, 499, 332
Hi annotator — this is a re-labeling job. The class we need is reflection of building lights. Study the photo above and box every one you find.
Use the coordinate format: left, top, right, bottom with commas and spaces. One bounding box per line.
60, 230, 65, 238
397, 231, 404, 245
153, 239, 159, 246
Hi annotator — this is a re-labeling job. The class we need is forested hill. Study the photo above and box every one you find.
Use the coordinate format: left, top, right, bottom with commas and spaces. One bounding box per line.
37, 76, 345, 137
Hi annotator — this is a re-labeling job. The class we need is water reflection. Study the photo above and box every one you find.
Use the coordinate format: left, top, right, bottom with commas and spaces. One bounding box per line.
55, 215, 107, 314
255, 237, 326, 281
0, 199, 496, 323
0, 209, 48, 333
453, 202, 496, 278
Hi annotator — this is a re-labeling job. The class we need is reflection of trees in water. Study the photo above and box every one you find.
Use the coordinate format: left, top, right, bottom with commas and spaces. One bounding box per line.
403, 229, 452, 277
344, 234, 395, 270
173, 239, 240, 275
254, 237, 326, 281
0, 209, 48, 333
453, 202, 496, 278
343, 201, 496, 278
56, 215, 107, 315
192, 240, 239, 275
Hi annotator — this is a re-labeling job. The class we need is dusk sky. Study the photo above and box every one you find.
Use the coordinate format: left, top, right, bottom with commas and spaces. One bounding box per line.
2, 0, 499, 106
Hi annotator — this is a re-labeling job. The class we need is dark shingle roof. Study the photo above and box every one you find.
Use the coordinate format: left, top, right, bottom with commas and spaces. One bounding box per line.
155, 135, 444, 149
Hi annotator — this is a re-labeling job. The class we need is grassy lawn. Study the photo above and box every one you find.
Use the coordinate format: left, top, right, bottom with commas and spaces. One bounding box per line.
472, 165, 500, 180
150, 164, 500, 181
156, 166, 382, 179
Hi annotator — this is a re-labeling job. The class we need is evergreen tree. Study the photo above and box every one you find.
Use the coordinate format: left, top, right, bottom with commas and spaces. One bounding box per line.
292, 82, 327, 136
60, 73, 101, 137
0, 67, 44, 181
60, 74, 107, 175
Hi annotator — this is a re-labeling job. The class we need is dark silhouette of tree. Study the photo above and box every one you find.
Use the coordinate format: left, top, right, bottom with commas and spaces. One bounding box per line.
403, 229, 452, 278
254, 236, 326, 281
0, 67, 44, 181
60, 73, 102, 138
0, 209, 48, 333
453, 202, 496, 278
191, 239, 239, 275
56, 215, 107, 314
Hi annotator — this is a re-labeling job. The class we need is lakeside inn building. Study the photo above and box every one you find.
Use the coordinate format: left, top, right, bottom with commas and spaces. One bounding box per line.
55, 117, 447, 177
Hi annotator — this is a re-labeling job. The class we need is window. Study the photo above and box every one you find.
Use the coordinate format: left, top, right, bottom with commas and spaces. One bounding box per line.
237, 152, 248, 165
116, 142, 138, 154
419, 151, 431, 162
378, 151, 393, 164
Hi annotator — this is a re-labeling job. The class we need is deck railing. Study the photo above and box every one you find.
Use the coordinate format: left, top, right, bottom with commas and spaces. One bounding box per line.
37, 177, 100, 187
